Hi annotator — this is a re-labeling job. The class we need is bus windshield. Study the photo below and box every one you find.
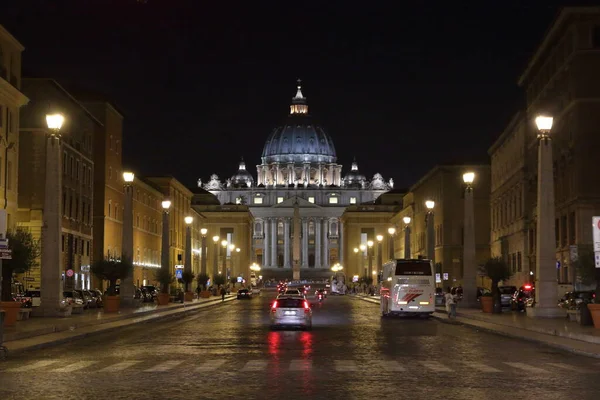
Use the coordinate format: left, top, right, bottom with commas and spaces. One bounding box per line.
394, 261, 432, 276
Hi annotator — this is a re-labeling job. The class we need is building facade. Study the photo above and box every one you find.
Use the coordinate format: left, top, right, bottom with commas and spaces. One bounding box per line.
18, 79, 96, 290
200, 82, 392, 280
0, 25, 28, 233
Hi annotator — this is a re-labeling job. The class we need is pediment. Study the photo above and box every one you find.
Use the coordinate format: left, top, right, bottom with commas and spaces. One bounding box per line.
272, 196, 321, 208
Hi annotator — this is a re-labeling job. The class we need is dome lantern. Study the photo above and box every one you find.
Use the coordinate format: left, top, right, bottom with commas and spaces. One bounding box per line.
231, 157, 254, 188
290, 78, 308, 115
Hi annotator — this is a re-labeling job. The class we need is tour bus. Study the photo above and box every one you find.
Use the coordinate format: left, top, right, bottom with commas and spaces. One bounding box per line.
380, 258, 435, 318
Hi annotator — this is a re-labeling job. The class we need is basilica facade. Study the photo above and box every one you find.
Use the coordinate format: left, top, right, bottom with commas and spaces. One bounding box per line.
199, 82, 392, 279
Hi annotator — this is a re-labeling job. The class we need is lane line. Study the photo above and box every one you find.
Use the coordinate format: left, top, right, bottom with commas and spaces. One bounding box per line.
241, 360, 268, 371
419, 361, 452, 373
6, 360, 58, 372
334, 360, 358, 372
462, 361, 501, 373
144, 361, 183, 372
196, 360, 227, 372
290, 359, 312, 371
99, 361, 141, 372
53, 361, 97, 372
379, 361, 405, 372
545, 362, 590, 372
504, 362, 550, 374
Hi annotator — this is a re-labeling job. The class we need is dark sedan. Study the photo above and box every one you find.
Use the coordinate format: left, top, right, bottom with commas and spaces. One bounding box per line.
237, 289, 253, 299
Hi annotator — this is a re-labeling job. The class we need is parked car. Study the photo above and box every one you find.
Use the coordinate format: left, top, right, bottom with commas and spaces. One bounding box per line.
498, 286, 517, 308
91, 289, 103, 307
511, 285, 534, 312
559, 291, 596, 310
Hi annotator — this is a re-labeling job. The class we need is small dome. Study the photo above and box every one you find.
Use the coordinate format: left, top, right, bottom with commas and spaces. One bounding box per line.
231, 158, 254, 188
344, 158, 366, 187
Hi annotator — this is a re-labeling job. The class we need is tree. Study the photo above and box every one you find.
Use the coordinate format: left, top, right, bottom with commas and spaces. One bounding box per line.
1, 229, 41, 302
480, 257, 513, 313
154, 268, 174, 294
90, 257, 134, 296
196, 272, 210, 291
213, 274, 226, 287
179, 270, 195, 292
573, 247, 600, 300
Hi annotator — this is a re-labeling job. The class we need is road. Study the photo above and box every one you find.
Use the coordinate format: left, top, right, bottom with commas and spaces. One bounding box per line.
1, 291, 599, 399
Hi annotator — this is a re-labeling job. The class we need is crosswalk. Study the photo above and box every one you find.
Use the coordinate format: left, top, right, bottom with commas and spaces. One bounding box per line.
2, 359, 597, 374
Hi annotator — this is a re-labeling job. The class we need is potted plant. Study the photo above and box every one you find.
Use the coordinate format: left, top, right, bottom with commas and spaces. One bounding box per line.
480, 257, 513, 314
213, 274, 226, 289
1, 229, 40, 326
573, 247, 600, 328
154, 268, 174, 305
480, 292, 493, 313
91, 257, 133, 313
196, 273, 211, 298
229, 277, 238, 289
180, 270, 195, 302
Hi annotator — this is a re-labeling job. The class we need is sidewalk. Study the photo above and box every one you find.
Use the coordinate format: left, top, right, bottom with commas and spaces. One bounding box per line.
2, 295, 235, 354
350, 294, 600, 358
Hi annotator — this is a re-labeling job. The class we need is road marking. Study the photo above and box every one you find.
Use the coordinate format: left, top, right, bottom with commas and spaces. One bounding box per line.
462, 362, 501, 373
196, 360, 227, 371
379, 361, 405, 372
334, 360, 358, 372
545, 362, 589, 372
144, 361, 183, 372
419, 361, 452, 373
53, 361, 97, 372
241, 360, 268, 371
290, 359, 312, 371
100, 361, 141, 372
504, 362, 549, 374
6, 360, 58, 372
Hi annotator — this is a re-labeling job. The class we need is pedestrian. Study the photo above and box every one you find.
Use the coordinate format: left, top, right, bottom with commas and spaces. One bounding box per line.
220, 286, 226, 301
445, 288, 457, 319
195, 285, 201, 299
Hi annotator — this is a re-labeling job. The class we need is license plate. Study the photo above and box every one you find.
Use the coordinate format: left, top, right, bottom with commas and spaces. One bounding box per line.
284, 311, 296, 315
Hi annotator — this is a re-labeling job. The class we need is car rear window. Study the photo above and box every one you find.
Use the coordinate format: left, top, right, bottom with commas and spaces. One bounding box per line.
278, 298, 304, 308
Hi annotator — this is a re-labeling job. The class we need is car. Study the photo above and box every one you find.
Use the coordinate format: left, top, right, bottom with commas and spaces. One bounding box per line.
237, 289, 253, 299
498, 286, 517, 308
279, 288, 305, 299
511, 285, 534, 312
270, 296, 312, 330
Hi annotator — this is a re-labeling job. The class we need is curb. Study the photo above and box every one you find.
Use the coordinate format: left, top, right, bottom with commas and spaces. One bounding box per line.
3, 296, 236, 356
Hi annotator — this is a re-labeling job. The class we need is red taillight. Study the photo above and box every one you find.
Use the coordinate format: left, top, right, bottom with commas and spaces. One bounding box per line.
524, 285, 532, 290
303, 301, 309, 309
271, 301, 278, 310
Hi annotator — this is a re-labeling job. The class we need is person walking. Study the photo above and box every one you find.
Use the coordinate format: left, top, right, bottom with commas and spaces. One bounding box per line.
220, 286, 226, 301
445, 288, 457, 319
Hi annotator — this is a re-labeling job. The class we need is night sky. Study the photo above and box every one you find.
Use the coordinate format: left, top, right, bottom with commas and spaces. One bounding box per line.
0, 0, 594, 189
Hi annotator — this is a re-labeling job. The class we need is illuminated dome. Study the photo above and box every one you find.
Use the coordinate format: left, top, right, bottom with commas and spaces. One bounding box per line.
261, 80, 337, 164
231, 158, 254, 188
343, 158, 367, 188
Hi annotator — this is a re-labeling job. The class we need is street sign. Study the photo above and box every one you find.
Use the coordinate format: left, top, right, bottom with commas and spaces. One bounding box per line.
175, 269, 183, 279
556, 261, 561, 269
593, 216, 600, 252
66, 269, 74, 278
435, 273, 441, 283
443, 273, 449, 281
0, 249, 11, 259
596, 253, 600, 269
0, 238, 9, 249
174, 264, 184, 269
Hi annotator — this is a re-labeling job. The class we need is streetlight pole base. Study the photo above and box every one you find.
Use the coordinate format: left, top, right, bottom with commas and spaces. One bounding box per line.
526, 306, 566, 318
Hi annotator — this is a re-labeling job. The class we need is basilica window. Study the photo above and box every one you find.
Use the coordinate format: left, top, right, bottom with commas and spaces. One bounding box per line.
277, 197, 284, 204
254, 197, 263, 204
236, 197, 242, 204
308, 196, 315, 203
278, 222, 283, 235
350, 197, 356, 204
328, 196, 338, 204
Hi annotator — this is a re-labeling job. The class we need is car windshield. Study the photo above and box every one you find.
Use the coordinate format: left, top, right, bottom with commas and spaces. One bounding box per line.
278, 298, 304, 308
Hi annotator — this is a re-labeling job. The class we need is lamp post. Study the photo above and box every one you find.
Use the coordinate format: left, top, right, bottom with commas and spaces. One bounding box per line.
39, 113, 65, 316
228, 243, 235, 280
212, 235, 219, 280
121, 171, 135, 306
462, 172, 477, 307
184, 216, 193, 293
528, 115, 563, 318
425, 200, 436, 285
353, 247, 359, 277
387, 227, 396, 260
161, 200, 171, 277
221, 240, 228, 276
367, 240, 374, 280
402, 216, 411, 259
359, 244, 366, 277
376, 234, 383, 284
200, 228, 208, 275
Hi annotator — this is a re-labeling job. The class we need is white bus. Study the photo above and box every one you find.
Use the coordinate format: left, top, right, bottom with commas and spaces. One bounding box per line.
380, 259, 435, 318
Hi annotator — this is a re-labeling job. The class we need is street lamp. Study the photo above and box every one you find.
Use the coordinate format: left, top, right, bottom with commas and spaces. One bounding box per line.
120, 171, 135, 306
462, 171, 477, 307
221, 240, 228, 276
528, 115, 562, 318
376, 234, 383, 284
387, 227, 396, 260
39, 113, 65, 316
425, 200, 435, 263
402, 216, 411, 259
200, 228, 208, 275
212, 235, 220, 279
367, 240, 374, 280
160, 200, 171, 284
184, 216, 193, 295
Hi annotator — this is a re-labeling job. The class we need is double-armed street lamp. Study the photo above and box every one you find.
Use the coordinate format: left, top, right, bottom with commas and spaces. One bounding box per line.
212, 235, 220, 278
200, 228, 208, 275
367, 240, 374, 279
462, 171, 477, 307
184, 216, 193, 284
376, 234, 384, 284
39, 113, 65, 316
121, 171, 135, 306
425, 200, 435, 262
359, 244, 366, 276
387, 227, 396, 260
402, 216, 411, 259
161, 200, 171, 275
221, 240, 228, 275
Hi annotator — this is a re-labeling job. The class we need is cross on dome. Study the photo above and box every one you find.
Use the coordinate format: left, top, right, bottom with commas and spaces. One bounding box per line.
290, 79, 308, 114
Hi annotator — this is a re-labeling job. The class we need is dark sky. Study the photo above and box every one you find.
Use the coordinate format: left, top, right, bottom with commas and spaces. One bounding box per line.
0, 0, 593, 189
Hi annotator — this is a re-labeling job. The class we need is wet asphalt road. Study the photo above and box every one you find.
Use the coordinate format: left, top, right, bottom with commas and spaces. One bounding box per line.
1, 291, 600, 400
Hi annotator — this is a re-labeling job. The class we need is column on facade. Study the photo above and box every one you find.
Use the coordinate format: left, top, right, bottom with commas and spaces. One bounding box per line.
288, 163, 294, 185
284, 218, 291, 267
271, 217, 278, 267
303, 163, 310, 185
318, 164, 323, 185
256, 165, 262, 186
275, 164, 281, 186
322, 219, 329, 268
315, 217, 322, 267
263, 219, 270, 268
302, 218, 309, 267
339, 220, 344, 264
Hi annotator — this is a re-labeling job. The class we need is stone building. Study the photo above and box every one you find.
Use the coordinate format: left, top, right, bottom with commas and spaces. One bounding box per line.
0, 25, 28, 232
18, 79, 96, 290
200, 81, 392, 280
397, 164, 491, 287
